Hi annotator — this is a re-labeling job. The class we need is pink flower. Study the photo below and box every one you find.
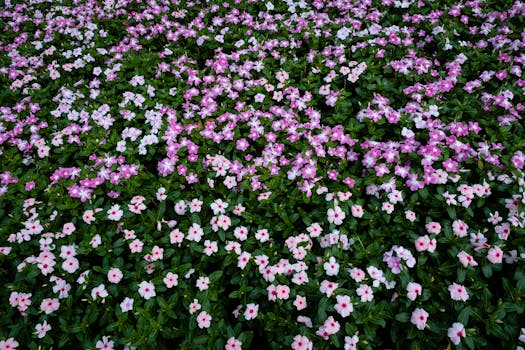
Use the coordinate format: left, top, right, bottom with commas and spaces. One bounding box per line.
452, 220, 469, 237
187, 223, 204, 242
293, 295, 307, 310
107, 268, 123, 284
276, 285, 290, 300
327, 206, 346, 225
96, 336, 114, 350
349, 268, 365, 282
107, 204, 123, 221
356, 284, 374, 302
243, 303, 259, 320
62, 257, 79, 273
334, 295, 353, 317
238, 252, 251, 269
457, 251, 478, 267
40, 298, 60, 314
163, 272, 179, 288
129, 239, 144, 253
448, 283, 469, 301
406, 282, 422, 301
410, 308, 429, 330
414, 235, 430, 252
189, 299, 201, 314
487, 246, 503, 264
120, 297, 134, 312
225, 337, 242, 350
196, 276, 210, 291
425, 221, 441, 234
0, 338, 19, 350
91, 284, 108, 300
35, 320, 51, 338
447, 322, 466, 345
351, 205, 364, 218
344, 335, 359, 350
197, 311, 212, 329
291, 335, 313, 350
405, 210, 416, 222
319, 280, 338, 297
323, 256, 340, 276
138, 281, 156, 300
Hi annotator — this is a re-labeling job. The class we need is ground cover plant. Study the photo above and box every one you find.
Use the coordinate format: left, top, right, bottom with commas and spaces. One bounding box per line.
1, 0, 525, 348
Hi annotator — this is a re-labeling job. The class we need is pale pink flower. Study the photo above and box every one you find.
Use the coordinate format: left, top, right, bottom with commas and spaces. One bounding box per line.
255, 229, 270, 243
327, 206, 345, 225
297, 316, 313, 328
120, 297, 134, 312
243, 303, 259, 320
107, 204, 123, 221
306, 223, 322, 237
62, 257, 79, 273
107, 268, 123, 284
197, 311, 212, 329
169, 229, 184, 245
356, 284, 374, 302
351, 205, 364, 218
196, 276, 210, 291
224, 337, 242, 350
344, 335, 359, 350
35, 320, 51, 338
415, 235, 430, 252
91, 284, 108, 300
203, 240, 218, 256
90, 234, 102, 248
96, 336, 114, 350
291, 335, 313, 350
267, 285, 278, 301
276, 285, 290, 300
187, 223, 204, 242
323, 256, 340, 276
405, 210, 416, 222
234, 226, 248, 241
487, 246, 503, 264
334, 295, 353, 317
457, 251, 478, 267
448, 283, 469, 301
163, 272, 178, 288
62, 222, 76, 235
406, 282, 422, 301
0, 338, 19, 350
452, 220, 469, 237
319, 280, 338, 297
138, 281, 156, 300
410, 308, 429, 330
293, 295, 307, 310
40, 298, 60, 314
238, 252, 251, 269
129, 239, 144, 253
151, 245, 164, 261
425, 222, 441, 234
349, 268, 365, 282
447, 322, 466, 345
174, 200, 187, 215
189, 299, 201, 314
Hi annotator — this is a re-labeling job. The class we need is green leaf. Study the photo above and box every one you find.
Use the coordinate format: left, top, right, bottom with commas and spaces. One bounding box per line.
209, 270, 223, 283
395, 312, 410, 323
457, 306, 472, 325
481, 263, 492, 278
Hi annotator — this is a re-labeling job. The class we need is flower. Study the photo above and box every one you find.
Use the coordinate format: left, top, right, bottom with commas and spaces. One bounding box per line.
334, 295, 353, 317
487, 246, 503, 263
291, 335, 313, 350
344, 335, 359, 350
91, 284, 108, 300
225, 337, 242, 350
107, 204, 123, 221
0, 338, 19, 350
243, 303, 259, 320
163, 272, 179, 288
96, 336, 114, 350
40, 298, 60, 314
448, 283, 469, 301
406, 282, 422, 301
107, 268, 123, 284
327, 206, 346, 225
323, 256, 340, 276
138, 281, 156, 300
447, 322, 466, 345
293, 295, 307, 311
120, 297, 134, 312
410, 308, 429, 330
197, 311, 212, 329
319, 280, 338, 297
196, 276, 210, 291
356, 284, 374, 302
35, 320, 51, 338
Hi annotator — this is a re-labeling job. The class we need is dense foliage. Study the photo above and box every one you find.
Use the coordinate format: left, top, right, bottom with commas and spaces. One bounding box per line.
1, 0, 525, 349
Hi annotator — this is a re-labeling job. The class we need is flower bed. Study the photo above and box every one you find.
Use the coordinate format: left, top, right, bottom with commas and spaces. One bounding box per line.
1, 0, 525, 349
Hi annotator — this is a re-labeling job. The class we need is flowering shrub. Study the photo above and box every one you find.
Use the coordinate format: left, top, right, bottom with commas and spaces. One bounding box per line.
1, 0, 525, 349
